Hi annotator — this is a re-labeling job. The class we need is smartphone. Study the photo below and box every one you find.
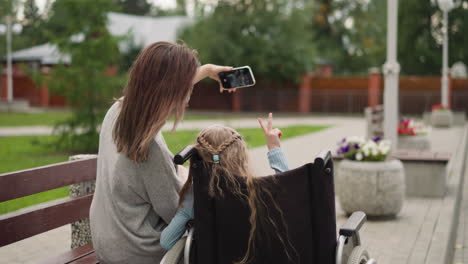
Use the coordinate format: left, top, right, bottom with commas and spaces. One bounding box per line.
218, 66, 256, 89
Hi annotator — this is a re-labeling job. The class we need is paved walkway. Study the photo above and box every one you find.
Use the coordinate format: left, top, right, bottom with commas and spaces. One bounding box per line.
1, 117, 467, 264
453, 138, 468, 264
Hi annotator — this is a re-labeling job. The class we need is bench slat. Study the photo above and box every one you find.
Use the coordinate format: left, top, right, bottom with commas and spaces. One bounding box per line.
69, 252, 99, 264
39, 243, 95, 264
0, 158, 97, 202
0, 193, 93, 247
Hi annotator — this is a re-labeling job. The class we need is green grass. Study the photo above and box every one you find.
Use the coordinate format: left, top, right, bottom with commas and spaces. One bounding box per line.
0, 125, 329, 215
0, 111, 225, 127
0, 111, 72, 127
0, 136, 71, 215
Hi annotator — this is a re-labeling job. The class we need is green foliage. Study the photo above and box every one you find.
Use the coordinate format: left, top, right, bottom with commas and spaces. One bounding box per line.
398, 0, 468, 75
179, 0, 315, 82
310, 0, 387, 75
312, 0, 468, 76
45, 0, 125, 152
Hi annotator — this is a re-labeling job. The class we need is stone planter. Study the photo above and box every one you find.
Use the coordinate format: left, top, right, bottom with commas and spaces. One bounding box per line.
336, 159, 405, 217
69, 154, 97, 249
431, 110, 453, 128
398, 135, 430, 151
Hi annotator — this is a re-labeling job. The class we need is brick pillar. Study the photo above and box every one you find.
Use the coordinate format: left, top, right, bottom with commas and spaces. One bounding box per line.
368, 68, 382, 107
232, 89, 241, 112
448, 73, 452, 108
39, 80, 50, 107
1, 74, 7, 100
298, 73, 312, 113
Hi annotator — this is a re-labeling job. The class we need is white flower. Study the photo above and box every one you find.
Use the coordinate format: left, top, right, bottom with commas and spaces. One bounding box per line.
355, 152, 363, 161
363, 148, 370, 157
380, 146, 390, 155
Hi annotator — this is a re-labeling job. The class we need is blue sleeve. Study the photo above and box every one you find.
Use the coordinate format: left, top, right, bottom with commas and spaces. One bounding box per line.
160, 189, 194, 250
267, 147, 289, 174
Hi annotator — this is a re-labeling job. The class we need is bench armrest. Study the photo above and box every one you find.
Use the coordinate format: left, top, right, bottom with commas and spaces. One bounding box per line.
174, 145, 197, 165
339, 211, 366, 237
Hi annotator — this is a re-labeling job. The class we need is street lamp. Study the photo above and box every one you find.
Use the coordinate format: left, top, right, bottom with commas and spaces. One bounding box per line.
0, 16, 22, 103
383, 0, 400, 150
438, 0, 454, 108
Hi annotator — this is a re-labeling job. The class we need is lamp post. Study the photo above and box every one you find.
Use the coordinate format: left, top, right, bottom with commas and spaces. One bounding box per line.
0, 16, 22, 103
438, 0, 454, 108
383, 0, 400, 150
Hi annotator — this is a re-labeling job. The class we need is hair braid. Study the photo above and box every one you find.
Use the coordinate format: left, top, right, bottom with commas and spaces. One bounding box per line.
216, 134, 242, 154
197, 136, 218, 155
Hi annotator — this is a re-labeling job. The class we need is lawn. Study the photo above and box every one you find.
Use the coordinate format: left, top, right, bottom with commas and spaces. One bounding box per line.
0, 111, 227, 127
0, 125, 328, 215
0, 111, 72, 127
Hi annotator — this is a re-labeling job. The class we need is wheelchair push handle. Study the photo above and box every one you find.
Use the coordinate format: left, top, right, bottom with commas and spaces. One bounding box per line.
315, 150, 332, 168
174, 145, 197, 165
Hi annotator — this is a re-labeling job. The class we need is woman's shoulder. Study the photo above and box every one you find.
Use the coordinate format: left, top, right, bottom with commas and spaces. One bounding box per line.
146, 132, 173, 163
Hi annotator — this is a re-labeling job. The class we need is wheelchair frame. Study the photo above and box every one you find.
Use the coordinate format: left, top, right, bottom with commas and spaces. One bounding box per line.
161, 146, 376, 264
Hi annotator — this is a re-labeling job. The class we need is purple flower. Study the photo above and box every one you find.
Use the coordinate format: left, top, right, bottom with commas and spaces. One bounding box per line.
340, 145, 350, 153
354, 144, 360, 149
341, 138, 346, 143
373, 136, 382, 142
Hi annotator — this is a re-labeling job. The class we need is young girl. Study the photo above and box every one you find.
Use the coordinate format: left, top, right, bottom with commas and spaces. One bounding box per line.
160, 113, 291, 263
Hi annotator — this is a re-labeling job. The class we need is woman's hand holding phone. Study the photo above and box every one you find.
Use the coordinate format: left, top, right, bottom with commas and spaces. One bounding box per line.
193, 64, 237, 93
257, 113, 282, 151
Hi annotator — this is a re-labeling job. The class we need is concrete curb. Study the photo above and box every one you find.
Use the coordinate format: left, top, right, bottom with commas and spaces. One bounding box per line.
426, 125, 468, 264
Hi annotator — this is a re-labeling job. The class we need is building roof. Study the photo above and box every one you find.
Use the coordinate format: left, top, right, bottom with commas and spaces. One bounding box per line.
8, 12, 193, 65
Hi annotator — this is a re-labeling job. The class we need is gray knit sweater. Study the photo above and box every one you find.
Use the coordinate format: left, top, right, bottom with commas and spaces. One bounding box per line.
90, 101, 185, 264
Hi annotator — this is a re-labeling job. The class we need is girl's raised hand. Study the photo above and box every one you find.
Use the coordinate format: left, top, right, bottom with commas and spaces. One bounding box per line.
257, 113, 282, 151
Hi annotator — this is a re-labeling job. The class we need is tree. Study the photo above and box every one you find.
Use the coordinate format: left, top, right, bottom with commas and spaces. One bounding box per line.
398, 0, 468, 75
180, 0, 315, 82
44, 0, 124, 152
21, 0, 47, 47
310, 0, 387, 75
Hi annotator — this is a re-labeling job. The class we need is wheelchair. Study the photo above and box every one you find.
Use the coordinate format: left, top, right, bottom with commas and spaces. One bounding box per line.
161, 146, 376, 264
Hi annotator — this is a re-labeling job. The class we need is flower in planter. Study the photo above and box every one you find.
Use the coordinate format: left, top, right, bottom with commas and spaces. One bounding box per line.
337, 136, 391, 162
398, 118, 429, 136
432, 104, 451, 111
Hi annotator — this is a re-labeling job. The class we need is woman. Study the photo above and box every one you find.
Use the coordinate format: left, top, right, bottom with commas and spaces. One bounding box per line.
89, 41, 232, 263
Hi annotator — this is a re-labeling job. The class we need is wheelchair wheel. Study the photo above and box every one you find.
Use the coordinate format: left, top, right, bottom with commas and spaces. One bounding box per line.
347, 246, 370, 264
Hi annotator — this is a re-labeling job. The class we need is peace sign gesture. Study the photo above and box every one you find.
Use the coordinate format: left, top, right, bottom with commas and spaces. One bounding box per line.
257, 113, 282, 151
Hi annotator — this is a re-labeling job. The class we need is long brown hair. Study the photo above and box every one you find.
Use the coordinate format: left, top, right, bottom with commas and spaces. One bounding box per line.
113, 42, 199, 162
179, 125, 297, 264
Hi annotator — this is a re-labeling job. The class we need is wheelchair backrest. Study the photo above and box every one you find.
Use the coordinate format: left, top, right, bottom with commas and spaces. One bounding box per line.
189, 152, 337, 264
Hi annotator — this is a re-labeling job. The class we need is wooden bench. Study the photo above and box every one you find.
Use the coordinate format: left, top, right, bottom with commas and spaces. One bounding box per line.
0, 156, 99, 264
333, 150, 451, 198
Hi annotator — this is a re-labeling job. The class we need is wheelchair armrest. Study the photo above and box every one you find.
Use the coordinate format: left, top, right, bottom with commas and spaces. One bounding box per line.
339, 211, 366, 237
174, 145, 197, 165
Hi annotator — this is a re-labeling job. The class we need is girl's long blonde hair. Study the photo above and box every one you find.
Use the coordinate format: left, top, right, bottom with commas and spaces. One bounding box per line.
178, 125, 296, 264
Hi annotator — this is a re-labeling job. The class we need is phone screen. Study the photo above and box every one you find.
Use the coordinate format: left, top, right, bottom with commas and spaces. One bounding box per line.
218, 67, 255, 89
